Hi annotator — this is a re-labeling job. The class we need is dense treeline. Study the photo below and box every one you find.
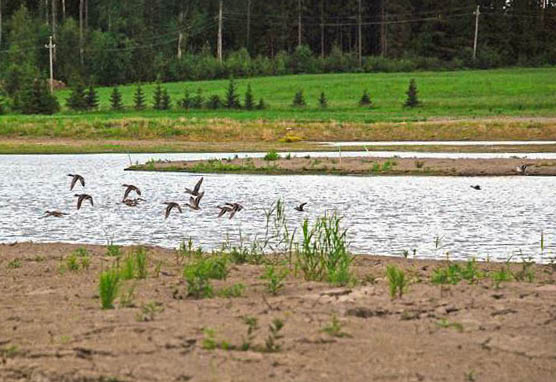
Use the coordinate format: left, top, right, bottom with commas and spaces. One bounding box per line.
0, 0, 554, 91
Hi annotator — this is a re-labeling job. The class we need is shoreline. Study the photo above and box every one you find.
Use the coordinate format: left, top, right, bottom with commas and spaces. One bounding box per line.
1, 242, 555, 382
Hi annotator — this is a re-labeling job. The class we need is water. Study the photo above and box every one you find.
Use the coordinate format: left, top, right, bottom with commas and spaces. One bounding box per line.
323, 140, 556, 147
0, 153, 554, 263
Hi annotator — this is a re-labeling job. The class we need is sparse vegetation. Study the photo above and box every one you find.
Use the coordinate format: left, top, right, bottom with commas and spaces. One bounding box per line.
263, 149, 280, 161
99, 269, 120, 309
322, 315, 350, 338
386, 265, 409, 299
261, 265, 289, 295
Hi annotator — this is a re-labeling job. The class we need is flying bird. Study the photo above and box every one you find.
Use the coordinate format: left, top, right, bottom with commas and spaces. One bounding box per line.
74, 194, 93, 210
186, 192, 204, 211
470, 185, 481, 191
294, 202, 307, 211
185, 177, 204, 196
122, 198, 145, 207
40, 210, 69, 219
216, 205, 234, 218
68, 174, 85, 190
224, 202, 243, 219
122, 184, 141, 200
163, 202, 182, 219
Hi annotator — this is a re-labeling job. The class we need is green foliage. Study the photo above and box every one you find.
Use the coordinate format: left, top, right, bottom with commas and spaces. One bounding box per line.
7, 259, 21, 269
85, 85, 99, 110
99, 269, 120, 309
207, 94, 222, 109
120, 255, 136, 280
264, 319, 285, 352
178, 89, 193, 109
66, 83, 88, 111
19, 78, 60, 115
322, 315, 350, 338
192, 88, 204, 108
183, 255, 228, 299
134, 247, 148, 279
109, 87, 123, 110
244, 84, 255, 110
136, 301, 164, 322
256, 98, 267, 110
512, 259, 536, 282
404, 79, 420, 108
161, 88, 172, 110
240, 316, 259, 351
106, 243, 122, 257
436, 318, 464, 332
217, 283, 246, 298
359, 89, 372, 107
133, 85, 146, 110
386, 265, 409, 299
152, 83, 163, 110
291, 90, 306, 107
225, 78, 241, 109
263, 150, 280, 161
261, 265, 289, 295
318, 92, 328, 108
202, 328, 218, 350
492, 267, 512, 288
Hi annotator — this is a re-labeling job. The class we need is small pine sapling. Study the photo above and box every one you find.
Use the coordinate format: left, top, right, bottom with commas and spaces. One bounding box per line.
359, 89, 372, 107
109, 87, 123, 110
404, 79, 420, 108
85, 85, 99, 110
319, 91, 328, 108
244, 84, 255, 110
161, 88, 172, 110
292, 90, 306, 107
134, 85, 146, 110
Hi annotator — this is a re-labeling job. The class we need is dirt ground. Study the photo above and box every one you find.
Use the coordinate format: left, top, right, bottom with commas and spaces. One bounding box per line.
133, 156, 556, 176
1, 243, 555, 382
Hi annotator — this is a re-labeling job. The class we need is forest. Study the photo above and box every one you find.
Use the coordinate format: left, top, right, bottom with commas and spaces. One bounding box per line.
0, 0, 554, 90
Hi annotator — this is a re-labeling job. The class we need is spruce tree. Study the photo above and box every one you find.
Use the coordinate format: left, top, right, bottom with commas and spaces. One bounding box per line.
359, 89, 372, 107
66, 83, 88, 111
244, 84, 255, 110
291, 90, 306, 107
404, 79, 420, 108
319, 91, 328, 108
225, 78, 241, 109
0, 94, 5, 115
134, 85, 146, 110
153, 83, 163, 110
179, 89, 193, 109
21, 79, 59, 115
110, 87, 123, 110
161, 88, 172, 110
207, 94, 222, 109
257, 98, 267, 110
192, 88, 204, 109
85, 85, 99, 110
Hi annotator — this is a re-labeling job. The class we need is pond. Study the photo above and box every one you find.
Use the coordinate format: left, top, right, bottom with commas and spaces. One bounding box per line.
0, 153, 554, 263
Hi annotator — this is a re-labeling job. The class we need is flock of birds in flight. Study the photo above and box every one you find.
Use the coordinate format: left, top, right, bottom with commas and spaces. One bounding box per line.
40, 175, 308, 220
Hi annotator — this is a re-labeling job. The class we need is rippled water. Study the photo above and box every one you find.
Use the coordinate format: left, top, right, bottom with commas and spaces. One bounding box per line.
0, 152, 554, 262
323, 140, 556, 147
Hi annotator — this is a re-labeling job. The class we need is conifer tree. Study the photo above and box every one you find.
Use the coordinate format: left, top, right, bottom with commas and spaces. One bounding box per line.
225, 78, 241, 109
291, 90, 306, 107
244, 84, 255, 110
207, 94, 222, 109
319, 91, 328, 108
257, 98, 267, 110
0, 93, 5, 115
85, 85, 99, 110
110, 87, 123, 110
134, 85, 146, 110
359, 89, 372, 107
404, 79, 420, 108
66, 83, 88, 111
153, 83, 163, 110
161, 88, 172, 110
192, 88, 204, 109
179, 89, 192, 109
20, 78, 59, 115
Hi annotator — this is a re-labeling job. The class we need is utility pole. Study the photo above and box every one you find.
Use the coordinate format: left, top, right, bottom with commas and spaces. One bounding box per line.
45, 36, 56, 94
298, 0, 302, 46
358, 0, 362, 66
217, 0, 223, 62
473, 5, 480, 61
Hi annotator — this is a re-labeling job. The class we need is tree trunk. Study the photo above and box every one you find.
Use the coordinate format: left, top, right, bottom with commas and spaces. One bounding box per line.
52, 0, 57, 38
0, 0, 2, 47
298, 0, 302, 46
84, 0, 88, 30
246, 0, 251, 51
381, 0, 386, 56
320, 0, 324, 58
45, 0, 49, 26
79, 0, 84, 65
62, 0, 65, 20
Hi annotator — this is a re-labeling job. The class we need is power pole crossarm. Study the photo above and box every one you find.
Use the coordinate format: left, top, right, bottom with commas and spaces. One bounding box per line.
45, 36, 56, 93
473, 5, 480, 60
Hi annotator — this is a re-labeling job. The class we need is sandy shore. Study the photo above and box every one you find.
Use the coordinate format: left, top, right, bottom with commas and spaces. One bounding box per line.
128, 156, 556, 176
1, 243, 555, 382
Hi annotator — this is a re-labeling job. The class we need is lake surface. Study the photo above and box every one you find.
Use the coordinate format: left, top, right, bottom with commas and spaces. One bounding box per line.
323, 140, 556, 147
0, 152, 554, 263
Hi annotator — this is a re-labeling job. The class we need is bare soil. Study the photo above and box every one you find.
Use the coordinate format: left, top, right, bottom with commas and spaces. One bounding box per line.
1, 243, 555, 382
131, 156, 556, 176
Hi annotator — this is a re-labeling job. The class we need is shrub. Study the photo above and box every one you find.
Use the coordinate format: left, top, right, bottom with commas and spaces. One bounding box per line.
404, 79, 420, 108
133, 84, 146, 110
263, 150, 280, 161
359, 89, 372, 107
225, 77, 241, 109
207, 94, 222, 109
161, 88, 171, 110
192, 88, 204, 108
256, 98, 267, 110
134, 247, 148, 279
178, 89, 193, 109
66, 83, 88, 111
291, 90, 306, 107
99, 269, 120, 309
19, 78, 60, 115
318, 91, 328, 108
386, 265, 409, 299
109, 87, 123, 110
244, 84, 255, 110
261, 265, 289, 295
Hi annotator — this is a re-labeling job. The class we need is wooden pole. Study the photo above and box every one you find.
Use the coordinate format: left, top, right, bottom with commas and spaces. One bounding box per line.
45, 36, 56, 93
298, 0, 302, 46
218, 0, 223, 62
473, 5, 480, 61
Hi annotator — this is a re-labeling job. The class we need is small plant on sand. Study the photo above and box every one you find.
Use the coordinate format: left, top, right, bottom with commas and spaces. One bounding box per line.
415, 160, 425, 169
386, 265, 409, 299
431, 259, 483, 285
512, 258, 536, 282
240, 316, 259, 351
183, 256, 228, 299
99, 269, 120, 309
492, 266, 512, 288
7, 259, 21, 269
119, 284, 136, 308
436, 318, 464, 332
264, 318, 285, 352
134, 247, 148, 279
202, 328, 218, 350
120, 255, 136, 280
0, 344, 19, 358
175, 238, 202, 264
217, 283, 246, 298
136, 301, 164, 322
261, 265, 289, 295
65, 254, 80, 271
106, 243, 122, 257
322, 315, 350, 338
264, 150, 280, 161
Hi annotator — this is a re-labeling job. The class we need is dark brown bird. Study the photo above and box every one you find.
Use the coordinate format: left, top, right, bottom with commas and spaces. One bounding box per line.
216, 205, 234, 218
185, 177, 204, 196
294, 202, 307, 211
516, 164, 531, 175
122, 184, 141, 200
68, 174, 85, 190
163, 202, 182, 219
470, 185, 481, 191
122, 198, 145, 207
224, 202, 243, 219
186, 192, 204, 211
40, 210, 69, 219
74, 194, 93, 210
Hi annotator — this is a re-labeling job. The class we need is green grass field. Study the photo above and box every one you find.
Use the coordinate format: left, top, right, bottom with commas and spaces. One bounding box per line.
48, 67, 555, 123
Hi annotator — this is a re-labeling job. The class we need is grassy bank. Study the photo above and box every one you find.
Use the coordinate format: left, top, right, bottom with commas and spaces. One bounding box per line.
127, 156, 556, 177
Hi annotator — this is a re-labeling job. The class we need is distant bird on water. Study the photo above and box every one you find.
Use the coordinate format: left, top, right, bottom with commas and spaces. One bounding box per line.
122, 198, 145, 207
186, 192, 204, 211
74, 194, 93, 210
470, 185, 481, 191
163, 202, 182, 219
122, 184, 141, 201
295, 202, 307, 211
185, 177, 204, 196
68, 174, 85, 190
516, 164, 530, 175
40, 211, 69, 219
